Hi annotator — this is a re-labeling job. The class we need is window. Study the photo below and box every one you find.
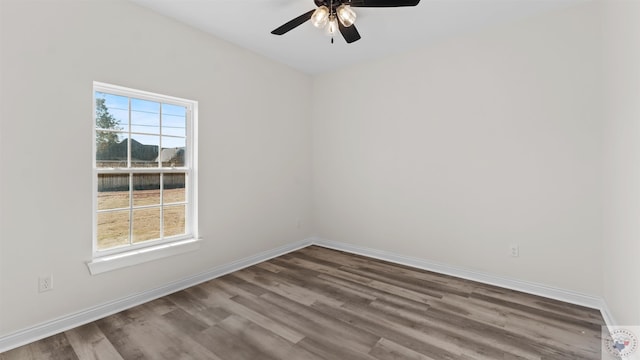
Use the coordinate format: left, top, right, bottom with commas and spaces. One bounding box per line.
92, 82, 198, 262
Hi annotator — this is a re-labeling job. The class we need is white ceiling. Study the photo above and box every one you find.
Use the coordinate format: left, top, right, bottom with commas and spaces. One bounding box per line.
129, 0, 582, 74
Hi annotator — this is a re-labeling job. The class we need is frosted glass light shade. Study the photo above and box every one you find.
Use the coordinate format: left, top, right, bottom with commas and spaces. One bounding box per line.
337, 4, 356, 27
311, 6, 330, 28
326, 15, 339, 36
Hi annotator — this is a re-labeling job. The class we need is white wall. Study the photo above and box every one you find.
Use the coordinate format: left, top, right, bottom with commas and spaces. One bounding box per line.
312, 3, 603, 296
0, 0, 312, 336
602, 0, 640, 326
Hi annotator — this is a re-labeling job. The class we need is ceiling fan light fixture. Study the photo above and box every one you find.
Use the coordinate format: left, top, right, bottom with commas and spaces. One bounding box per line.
311, 6, 330, 28
271, 0, 421, 43
337, 4, 357, 27
326, 15, 339, 36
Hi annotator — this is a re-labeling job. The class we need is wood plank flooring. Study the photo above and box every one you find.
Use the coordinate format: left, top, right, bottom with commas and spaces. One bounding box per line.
0, 246, 605, 359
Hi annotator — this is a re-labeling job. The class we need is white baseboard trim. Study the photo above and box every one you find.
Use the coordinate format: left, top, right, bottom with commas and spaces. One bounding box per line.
599, 305, 638, 360
0, 236, 617, 354
600, 303, 618, 331
0, 237, 313, 353
313, 238, 604, 310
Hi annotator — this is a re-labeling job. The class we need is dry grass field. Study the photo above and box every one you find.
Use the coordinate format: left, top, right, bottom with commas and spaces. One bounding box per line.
97, 188, 185, 250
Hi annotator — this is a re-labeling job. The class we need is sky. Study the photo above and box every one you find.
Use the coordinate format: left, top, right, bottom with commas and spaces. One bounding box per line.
96, 91, 187, 149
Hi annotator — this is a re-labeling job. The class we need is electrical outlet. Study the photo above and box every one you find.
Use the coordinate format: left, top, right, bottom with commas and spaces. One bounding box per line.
510, 244, 519, 257
39, 275, 53, 292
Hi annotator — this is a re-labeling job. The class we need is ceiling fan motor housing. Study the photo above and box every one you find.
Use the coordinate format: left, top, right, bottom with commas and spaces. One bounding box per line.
314, 0, 345, 8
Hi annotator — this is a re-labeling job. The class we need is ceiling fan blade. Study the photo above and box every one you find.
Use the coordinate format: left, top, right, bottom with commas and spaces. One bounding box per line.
271, 9, 316, 35
350, 0, 420, 7
338, 22, 361, 44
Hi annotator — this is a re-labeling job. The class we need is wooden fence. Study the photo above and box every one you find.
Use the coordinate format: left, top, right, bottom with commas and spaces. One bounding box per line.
98, 173, 185, 192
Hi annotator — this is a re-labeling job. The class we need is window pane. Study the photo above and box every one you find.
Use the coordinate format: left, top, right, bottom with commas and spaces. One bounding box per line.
131, 134, 159, 167
96, 92, 128, 110
164, 205, 185, 237
96, 92, 127, 131
110, 108, 129, 129
131, 99, 160, 134
161, 137, 186, 167
162, 103, 186, 117
133, 174, 160, 206
164, 173, 185, 204
96, 131, 127, 168
94, 84, 195, 253
162, 103, 186, 137
97, 211, 130, 250
131, 98, 160, 113
97, 174, 129, 210
132, 207, 160, 243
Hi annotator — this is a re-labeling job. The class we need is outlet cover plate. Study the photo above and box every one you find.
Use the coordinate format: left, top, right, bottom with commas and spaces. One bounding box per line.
39, 275, 53, 292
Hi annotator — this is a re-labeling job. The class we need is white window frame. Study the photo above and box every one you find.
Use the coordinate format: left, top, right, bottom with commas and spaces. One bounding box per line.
88, 82, 199, 275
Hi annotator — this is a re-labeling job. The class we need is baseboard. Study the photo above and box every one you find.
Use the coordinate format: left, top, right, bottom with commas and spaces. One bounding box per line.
600, 302, 618, 331
313, 238, 604, 310
0, 237, 314, 353
599, 304, 640, 360
0, 236, 617, 354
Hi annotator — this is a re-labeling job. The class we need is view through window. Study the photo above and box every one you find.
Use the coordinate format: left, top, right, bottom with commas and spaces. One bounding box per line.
94, 83, 196, 255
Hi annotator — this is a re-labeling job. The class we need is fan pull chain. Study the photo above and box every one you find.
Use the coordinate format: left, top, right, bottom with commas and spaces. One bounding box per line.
330, 0, 334, 44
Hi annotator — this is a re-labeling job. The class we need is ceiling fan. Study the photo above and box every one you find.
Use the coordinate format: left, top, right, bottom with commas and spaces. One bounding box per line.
271, 0, 421, 44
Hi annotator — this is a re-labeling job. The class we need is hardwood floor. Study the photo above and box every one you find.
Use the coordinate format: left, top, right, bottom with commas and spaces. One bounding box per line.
1, 246, 605, 359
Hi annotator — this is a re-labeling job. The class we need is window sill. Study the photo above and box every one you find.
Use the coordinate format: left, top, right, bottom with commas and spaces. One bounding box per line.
86, 238, 201, 275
